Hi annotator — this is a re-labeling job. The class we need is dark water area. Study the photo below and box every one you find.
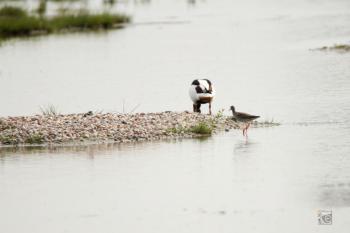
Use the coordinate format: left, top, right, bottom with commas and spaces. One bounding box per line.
1, 0, 350, 232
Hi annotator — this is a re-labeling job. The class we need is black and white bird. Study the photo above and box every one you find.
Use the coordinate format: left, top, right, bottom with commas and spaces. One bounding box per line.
189, 79, 215, 114
230, 105, 259, 136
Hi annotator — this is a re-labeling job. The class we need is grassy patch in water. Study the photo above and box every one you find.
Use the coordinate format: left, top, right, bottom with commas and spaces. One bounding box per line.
0, 6, 130, 40
190, 122, 213, 135
25, 134, 44, 144
167, 111, 225, 136
167, 121, 214, 136
0, 6, 27, 17
0, 135, 18, 145
314, 44, 350, 52
49, 13, 129, 30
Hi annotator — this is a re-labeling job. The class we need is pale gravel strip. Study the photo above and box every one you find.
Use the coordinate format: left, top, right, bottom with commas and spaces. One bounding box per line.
0, 111, 271, 147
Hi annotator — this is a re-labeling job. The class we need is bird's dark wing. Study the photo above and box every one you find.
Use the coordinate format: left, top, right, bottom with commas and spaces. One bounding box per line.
235, 112, 260, 120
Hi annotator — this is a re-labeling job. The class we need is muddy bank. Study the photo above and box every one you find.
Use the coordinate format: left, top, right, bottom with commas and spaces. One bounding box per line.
0, 111, 277, 147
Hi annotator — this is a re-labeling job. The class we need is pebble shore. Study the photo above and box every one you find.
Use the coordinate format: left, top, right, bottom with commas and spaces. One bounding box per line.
0, 111, 268, 147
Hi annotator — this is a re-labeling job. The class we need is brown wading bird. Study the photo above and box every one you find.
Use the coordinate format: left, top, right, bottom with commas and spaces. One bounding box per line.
230, 106, 260, 136
189, 79, 215, 114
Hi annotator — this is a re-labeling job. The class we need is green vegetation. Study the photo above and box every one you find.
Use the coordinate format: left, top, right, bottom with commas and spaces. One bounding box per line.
0, 6, 130, 40
40, 105, 60, 116
49, 13, 129, 30
167, 121, 214, 135
167, 111, 224, 136
25, 134, 44, 144
0, 6, 27, 17
50, 0, 80, 2
0, 135, 18, 145
189, 122, 213, 135
37, 0, 47, 17
315, 44, 350, 52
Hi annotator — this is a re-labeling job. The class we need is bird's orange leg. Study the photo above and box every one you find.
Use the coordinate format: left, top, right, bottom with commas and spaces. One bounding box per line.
245, 123, 251, 137
243, 125, 247, 136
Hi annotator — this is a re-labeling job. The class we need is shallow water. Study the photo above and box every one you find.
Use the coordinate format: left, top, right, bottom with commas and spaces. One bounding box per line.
1, 0, 350, 232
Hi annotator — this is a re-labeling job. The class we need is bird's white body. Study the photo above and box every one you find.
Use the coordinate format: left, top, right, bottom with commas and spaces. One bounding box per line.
189, 79, 215, 103
189, 79, 215, 114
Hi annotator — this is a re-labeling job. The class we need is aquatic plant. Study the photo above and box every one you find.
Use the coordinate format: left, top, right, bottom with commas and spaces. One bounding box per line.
314, 44, 350, 52
50, 13, 129, 30
50, 0, 80, 2
25, 134, 44, 144
37, 0, 47, 17
0, 135, 18, 145
0, 6, 27, 17
190, 121, 213, 135
0, 6, 130, 40
0, 16, 45, 36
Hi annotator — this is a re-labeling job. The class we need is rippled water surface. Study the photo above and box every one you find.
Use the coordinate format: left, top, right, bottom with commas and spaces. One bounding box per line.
1, 0, 350, 232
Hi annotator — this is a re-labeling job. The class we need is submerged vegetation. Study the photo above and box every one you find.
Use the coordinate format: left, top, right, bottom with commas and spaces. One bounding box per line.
314, 44, 350, 52
0, 5, 130, 40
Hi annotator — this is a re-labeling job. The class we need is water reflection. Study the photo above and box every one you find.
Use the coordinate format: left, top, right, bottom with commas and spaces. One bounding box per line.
319, 182, 350, 207
187, 0, 196, 5
0, 136, 210, 158
233, 139, 259, 155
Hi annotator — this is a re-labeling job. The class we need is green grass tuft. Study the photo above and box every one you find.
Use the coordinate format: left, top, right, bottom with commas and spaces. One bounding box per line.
37, 0, 47, 17
190, 122, 213, 135
0, 6, 130, 40
0, 16, 47, 36
0, 135, 18, 145
25, 134, 44, 144
0, 6, 27, 18
315, 44, 350, 52
49, 13, 129, 30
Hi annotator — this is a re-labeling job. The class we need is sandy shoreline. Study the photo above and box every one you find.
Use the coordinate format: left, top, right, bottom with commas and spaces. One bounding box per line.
0, 111, 274, 147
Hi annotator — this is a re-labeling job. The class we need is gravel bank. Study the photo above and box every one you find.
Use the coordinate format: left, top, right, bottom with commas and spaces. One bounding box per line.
0, 111, 270, 147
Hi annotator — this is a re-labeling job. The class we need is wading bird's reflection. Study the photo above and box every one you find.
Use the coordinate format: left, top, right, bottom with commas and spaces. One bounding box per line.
233, 139, 258, 155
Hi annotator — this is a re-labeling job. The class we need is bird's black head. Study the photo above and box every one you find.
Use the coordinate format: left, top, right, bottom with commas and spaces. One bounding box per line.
229, 106, 235, 112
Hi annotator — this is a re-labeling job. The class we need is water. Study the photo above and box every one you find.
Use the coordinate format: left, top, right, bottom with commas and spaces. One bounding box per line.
1, 0, 350, 232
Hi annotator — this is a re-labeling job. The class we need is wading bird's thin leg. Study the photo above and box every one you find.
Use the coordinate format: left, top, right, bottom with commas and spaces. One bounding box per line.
245, 123, 251, 137
209, 102, 212, 115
